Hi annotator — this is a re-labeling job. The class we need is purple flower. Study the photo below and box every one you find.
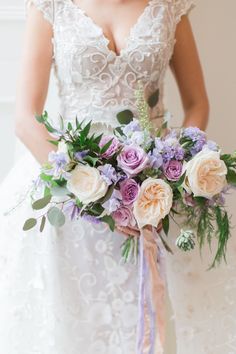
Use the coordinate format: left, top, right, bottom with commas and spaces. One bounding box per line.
120, 179, 140, 205
122, 120, 142, 136
148, 148, 163, 169
82, 213, 101, 224
112, 205, 136, 227
206, 140, 219, 151
48, 151, 69, 177
183, 127, 206, 141
175, 146, 185, 160
99, 136, 120, 158
117, 145, 149, 177
163, 160, 183, 181
98, 164, 119, 186
63, 201, 80, 220
103, 189, 122, 213
74, 150, 89, 160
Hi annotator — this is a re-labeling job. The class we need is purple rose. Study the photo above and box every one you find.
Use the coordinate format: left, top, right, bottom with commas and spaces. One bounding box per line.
112, 205, 136, 227
117, 145, 149, 177
120, 179, 139, 205
163, 160, 183, 181
99, 136, 120, 158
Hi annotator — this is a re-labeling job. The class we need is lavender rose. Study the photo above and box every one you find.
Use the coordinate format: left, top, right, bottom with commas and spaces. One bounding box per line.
112, 205, 136, 227
117, 145, 149, 177
99, 136, 120, 158
120, 178, 139, 205
163, 160, 183, 181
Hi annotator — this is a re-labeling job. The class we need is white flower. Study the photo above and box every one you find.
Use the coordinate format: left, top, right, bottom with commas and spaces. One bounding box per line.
67, 164, 108, 204
133, 178, 173, 228
183, 148, 227, 198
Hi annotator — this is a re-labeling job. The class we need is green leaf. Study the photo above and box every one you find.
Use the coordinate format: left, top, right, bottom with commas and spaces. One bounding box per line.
100, 138, 113, 155
83, 155, 99, 167
175, 172, 186, 188
47, 207, 66, 227
51, 186, 69, 197
82, 121, 91, 137
99, 185, 115, 204
35, 114, 46, 123
23, 218, 37, 231
32, 195, 52, 210
47, 139, 59, 146
116, 110, 134, 125
101, 215, 115, 232
147, 89, 159, 108
40, 172, 53, 182
162, 215, 169, 236
227, 168, 236, 186
40, 216, 46, 232
67, 122, 73, 131
90, 204, 104, 216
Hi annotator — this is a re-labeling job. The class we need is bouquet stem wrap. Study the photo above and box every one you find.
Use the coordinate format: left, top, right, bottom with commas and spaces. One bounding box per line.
136, 227, 166, 354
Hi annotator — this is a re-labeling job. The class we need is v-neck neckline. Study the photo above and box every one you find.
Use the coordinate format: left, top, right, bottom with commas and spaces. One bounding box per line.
68, 0, 155, 58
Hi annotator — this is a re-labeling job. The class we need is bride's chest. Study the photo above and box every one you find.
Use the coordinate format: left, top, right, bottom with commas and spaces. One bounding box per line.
52, 2, 177, 85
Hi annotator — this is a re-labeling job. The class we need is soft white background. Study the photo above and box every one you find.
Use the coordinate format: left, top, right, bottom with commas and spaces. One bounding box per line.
0, 1, 235, 352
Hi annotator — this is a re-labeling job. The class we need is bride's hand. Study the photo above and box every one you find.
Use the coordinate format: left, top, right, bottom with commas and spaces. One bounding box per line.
116, 221, 163, 238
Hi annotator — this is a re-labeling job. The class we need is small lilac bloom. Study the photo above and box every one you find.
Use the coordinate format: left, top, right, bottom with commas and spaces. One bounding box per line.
74, 150, 89, 160
99, 136, 120, 158
122, 120, 142, 136
154, 138, 164, 152
112, 205, 136, 227
175, 146, 185, 160
206, 140, 219, 151
82, 213, 101, 224
120, 179, 139, 205
148, 149, 163, 169
48, 151, 68, 177
183, 126, 206, 141
117, 145, 149, 177
163, 160, 183, 181
64, 201, 80, 220
98, 164, 119, 186
103, 190, 122, 213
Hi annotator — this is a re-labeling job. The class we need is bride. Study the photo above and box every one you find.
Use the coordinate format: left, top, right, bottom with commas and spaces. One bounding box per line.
2, 1, 234, 354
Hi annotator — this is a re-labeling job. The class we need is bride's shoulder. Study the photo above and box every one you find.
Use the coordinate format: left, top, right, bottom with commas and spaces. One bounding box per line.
24, 0, 67, 24
169, 0, 196, 24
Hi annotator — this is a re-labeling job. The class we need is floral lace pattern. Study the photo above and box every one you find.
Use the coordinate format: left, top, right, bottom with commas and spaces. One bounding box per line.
0, 1, 202, 353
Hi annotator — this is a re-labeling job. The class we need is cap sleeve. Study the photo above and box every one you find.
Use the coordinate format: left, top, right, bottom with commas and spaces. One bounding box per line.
25, 0, 54, 24
174, 0, 196, 25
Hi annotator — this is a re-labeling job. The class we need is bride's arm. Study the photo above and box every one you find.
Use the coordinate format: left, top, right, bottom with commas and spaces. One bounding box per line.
15, 4, 56, 165
170, 15, 210, 131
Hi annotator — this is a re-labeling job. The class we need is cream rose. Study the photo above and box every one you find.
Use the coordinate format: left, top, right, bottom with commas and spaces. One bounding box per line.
133, 178, 173, 229
67, 164, 108, 204
183, 148, 227, 199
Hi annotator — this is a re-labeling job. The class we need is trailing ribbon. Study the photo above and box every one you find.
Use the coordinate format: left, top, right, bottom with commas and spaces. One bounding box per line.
136, 226, 166, 354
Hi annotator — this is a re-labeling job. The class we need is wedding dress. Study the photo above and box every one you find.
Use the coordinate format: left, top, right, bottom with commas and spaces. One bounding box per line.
2, 1, 235, 354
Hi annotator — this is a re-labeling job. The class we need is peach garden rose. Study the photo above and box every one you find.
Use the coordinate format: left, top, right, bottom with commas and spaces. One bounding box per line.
133, 178, 173, 229
183, 148, 227, 199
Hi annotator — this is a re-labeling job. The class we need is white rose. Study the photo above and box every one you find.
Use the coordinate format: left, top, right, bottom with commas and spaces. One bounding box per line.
67, 164, 108, 204
183, 148, 227, 199
133, 178, 173, 229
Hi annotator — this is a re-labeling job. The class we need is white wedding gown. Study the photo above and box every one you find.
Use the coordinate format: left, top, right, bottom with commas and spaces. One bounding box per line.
1, 1, 236, 353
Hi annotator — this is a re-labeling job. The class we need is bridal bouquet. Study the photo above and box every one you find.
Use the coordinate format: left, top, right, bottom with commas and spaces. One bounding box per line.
23, 89, 236, 268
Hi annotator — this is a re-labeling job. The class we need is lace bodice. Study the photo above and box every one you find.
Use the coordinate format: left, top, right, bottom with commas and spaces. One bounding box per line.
25, 0, 195, 130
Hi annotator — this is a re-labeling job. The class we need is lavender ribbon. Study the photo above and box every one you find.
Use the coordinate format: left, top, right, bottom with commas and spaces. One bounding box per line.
136, 227, 166, 354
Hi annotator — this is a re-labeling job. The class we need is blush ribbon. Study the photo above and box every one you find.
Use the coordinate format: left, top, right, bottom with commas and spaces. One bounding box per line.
136, 226, 166, 354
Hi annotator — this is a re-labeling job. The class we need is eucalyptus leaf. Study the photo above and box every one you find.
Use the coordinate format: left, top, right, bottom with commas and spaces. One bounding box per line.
51, 186, 69, 197
147, 89, 159, 108
47, 207, 66, 227
227, 168, 236, 185
101, 215, 115, 232
40, 216, 46, 232
99, 185, 115, 204
23, 218, 37, 231
32, 195, 52, 210
116, 110, 134, 125
100, 138, 113, 155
